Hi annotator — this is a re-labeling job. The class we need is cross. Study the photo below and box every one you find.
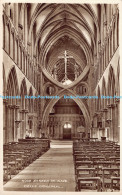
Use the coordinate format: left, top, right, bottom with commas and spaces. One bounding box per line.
58, 50, 73, 81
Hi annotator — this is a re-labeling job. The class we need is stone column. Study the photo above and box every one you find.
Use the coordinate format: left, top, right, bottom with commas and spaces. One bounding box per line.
73, 122, 76, 138
71, 121, 75, 138
117, 100, 120, 143
112, 104, 116, 142
13, 105, 16, 141
11, 105, 17, 142
5, 17, 9, 52
7, 104, 11, 142
57, 123, 60, 139
102, 110, 105, 129
102, 108, 108, 139
104, 21, 107, 41
24, 5, 28, 45
53, 125, 56, 139
113, 103, 118, 142
51, 126, 53, 136
24, 109, 29, 135
9, 105, 15, 142
3, 99, 8, 143
106, 105, 112, 140
48, 125, 51, 137
5, 4, 9, 15
97, 127, 100, 140
19, 109, 25, 138
39, 71, 43, 120
58, 124, 60, 139
14, 105, 21, 141
85, 118, 90, 138
92, 113, 97, 138
49, 125, 52, 136
21, 51, 23, 72
59, 123, 62, 139
106, 104, 116, 141
54, 124, 58, 139
14, 4, 18, 30
114, 99, 120, 143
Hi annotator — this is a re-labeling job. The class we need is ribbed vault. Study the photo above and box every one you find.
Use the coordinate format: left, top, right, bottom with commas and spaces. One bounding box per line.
28, 3, 99, 84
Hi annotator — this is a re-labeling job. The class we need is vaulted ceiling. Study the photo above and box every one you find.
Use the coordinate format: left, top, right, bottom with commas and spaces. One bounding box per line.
28, 3, 100, 83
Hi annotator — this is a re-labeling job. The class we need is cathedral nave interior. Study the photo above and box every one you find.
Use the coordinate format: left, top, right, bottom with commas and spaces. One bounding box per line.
2, 3, 120, 192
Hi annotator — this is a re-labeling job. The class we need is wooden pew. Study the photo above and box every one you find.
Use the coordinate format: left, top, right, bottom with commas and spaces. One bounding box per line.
92, 157, 105, 162
73, 140, 120, 192
75, 161, 92, 168
75, 157, 90, 161
73, 154, 87, 161
3, 157, 11, 181
76, 167, 96, 178
111, 177, 120, 191
77, 177, 101, 191
102, 168, 120, 191
5, 154, 19, 175
3, 138, 50, 182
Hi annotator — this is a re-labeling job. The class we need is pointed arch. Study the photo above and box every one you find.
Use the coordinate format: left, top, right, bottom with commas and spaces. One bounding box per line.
6, 66, 19, 105
42, 89, 90, 132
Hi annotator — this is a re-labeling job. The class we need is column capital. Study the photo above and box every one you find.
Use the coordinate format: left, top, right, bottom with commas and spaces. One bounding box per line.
12, 105, 17, 109
24, 109, 29, 113
8, 104, 14, 109
11, 27, 15, 34
3, 99, 8, 104
103, 21, 107, 26
102, 108, 108, 112
18, 23, 23, 29
27, 41, 31, 46
15, 105, 20, 109
19, 109, 28, 113
98, 40, 101, 44
115, 98, 120, 103
107, 103, 116, 108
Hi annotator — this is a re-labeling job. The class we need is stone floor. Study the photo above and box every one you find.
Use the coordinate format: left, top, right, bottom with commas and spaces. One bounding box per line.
3, 140, 76, 191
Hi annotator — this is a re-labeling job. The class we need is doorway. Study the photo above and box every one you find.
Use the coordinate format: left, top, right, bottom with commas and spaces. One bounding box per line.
63, 123, 72, 139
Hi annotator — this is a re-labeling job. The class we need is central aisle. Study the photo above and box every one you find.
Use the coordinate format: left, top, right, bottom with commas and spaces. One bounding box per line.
4, 140, 76, 191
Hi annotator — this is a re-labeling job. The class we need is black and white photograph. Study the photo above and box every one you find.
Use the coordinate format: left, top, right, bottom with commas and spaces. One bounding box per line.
1, 0, 121, 193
